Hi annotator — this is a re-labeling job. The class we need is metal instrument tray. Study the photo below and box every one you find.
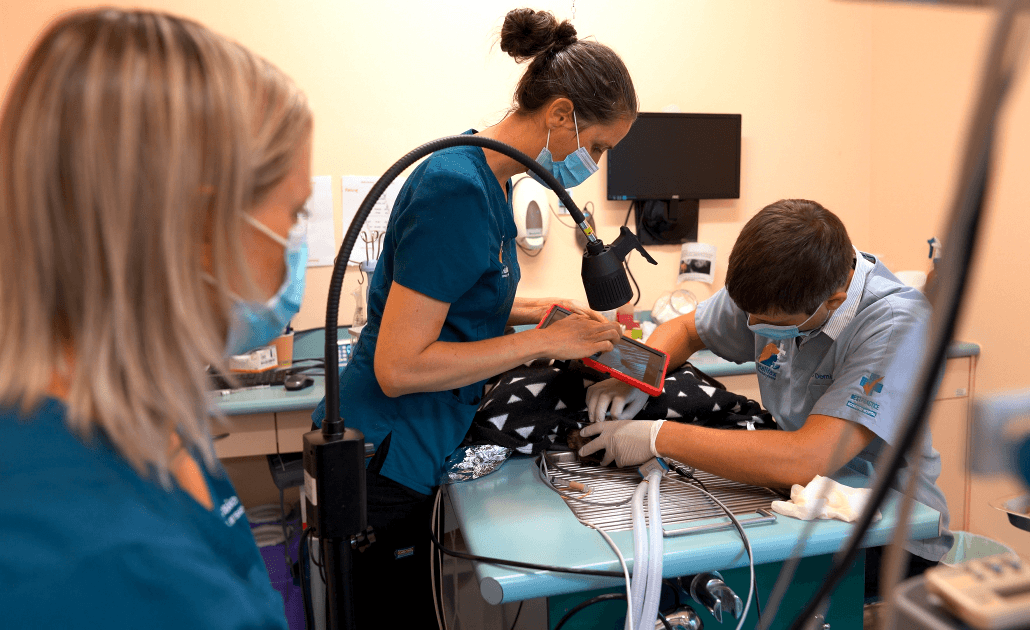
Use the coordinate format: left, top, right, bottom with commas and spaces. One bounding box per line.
991, 494, 1030, 533
542, 451, 785, 537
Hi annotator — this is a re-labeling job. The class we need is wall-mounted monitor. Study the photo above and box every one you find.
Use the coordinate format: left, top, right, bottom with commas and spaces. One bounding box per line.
607, 113, 742, 244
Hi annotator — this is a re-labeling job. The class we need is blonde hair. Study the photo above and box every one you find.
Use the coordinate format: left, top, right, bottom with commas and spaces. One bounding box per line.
0, 9, 312, 479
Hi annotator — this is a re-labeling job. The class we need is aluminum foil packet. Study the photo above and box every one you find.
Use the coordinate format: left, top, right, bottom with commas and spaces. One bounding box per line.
441, 444, 513, 484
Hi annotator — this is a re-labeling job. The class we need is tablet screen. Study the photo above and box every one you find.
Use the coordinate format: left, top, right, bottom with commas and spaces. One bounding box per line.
591, 338, 666, 389
539, 306, 667, 390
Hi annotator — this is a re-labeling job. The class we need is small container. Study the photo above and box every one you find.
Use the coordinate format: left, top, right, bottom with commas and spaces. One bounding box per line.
268, 331, 294, 368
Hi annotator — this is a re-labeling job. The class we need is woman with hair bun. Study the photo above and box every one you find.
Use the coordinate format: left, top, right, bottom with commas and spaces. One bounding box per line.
0, 9, 311, 628
311, 7, 638, 625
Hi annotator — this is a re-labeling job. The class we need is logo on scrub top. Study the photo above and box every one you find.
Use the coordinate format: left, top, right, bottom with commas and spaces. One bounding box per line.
756, 342, 781, 380
499, 243, 510, 278
860, 373, 885, 396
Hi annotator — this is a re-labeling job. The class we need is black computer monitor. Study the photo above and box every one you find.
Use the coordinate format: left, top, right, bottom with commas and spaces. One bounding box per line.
607, 113, 741, 244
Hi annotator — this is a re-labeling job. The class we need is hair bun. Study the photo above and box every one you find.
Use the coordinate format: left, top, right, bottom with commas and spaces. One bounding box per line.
500, 8, 578, 62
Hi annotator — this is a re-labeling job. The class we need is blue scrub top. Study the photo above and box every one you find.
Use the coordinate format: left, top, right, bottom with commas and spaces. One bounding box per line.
0, 399, 287, 629
313, 131, 519, 495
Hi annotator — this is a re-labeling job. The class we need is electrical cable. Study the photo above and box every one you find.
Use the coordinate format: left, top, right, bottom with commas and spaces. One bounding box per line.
786, 5, 1029, 627
671, 463, 709, 494
552, 593, 674, 630
550, 200, 579, 229
669, 469, 756, 630
508, 601, 523, 630
428, 524, 626, 578
427, 487, 633, 621
299, 527, 316, 630
516, 242, 543, 257
625, 254, 641, 307
439, 487, 450, 630
308, 527, 327, 586
580, 518, 635, 630
432, 488, 445, 630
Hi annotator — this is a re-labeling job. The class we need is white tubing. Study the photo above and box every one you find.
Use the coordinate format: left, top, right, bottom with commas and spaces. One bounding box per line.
629, 480, 650, 630
639, 471, 664, 629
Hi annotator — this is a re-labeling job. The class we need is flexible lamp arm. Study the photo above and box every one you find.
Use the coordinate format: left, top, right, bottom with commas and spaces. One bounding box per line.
323, 135, 654, 438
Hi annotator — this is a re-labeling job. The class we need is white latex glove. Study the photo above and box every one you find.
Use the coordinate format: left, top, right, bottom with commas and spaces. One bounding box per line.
578, 419, 665, 467
585, 378, 650, 423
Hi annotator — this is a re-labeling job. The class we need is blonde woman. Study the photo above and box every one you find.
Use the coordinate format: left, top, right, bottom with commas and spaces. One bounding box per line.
0, 10, 311, 628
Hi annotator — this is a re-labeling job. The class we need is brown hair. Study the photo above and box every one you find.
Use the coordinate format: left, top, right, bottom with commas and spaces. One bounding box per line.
0, 9, 311, 479
726, 199, 853, 315
500, 8, 637, 125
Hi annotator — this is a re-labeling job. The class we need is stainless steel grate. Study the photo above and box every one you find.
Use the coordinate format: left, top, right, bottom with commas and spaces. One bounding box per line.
543, 452, 785, 535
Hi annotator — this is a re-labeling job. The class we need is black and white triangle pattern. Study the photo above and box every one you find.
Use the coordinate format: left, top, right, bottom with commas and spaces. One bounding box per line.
465, 360, 777, 456
466, 359, 590, 455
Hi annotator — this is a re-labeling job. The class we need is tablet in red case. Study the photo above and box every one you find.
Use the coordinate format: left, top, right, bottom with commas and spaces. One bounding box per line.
537, 304, 669, 397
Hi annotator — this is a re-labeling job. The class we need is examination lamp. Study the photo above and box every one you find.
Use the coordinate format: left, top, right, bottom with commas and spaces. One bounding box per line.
303, 135, 656, 630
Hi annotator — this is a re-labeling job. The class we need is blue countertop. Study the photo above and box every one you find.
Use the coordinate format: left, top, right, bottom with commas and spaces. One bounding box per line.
212, 326, 979, 416
447, 457, 944, 605
212, 327, 340, 416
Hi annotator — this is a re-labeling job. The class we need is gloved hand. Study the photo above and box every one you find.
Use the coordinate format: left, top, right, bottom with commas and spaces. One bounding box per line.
585, 378, 649, 423
578, 419, 665, 467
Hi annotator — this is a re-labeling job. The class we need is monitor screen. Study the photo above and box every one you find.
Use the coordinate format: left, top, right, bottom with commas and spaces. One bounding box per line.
607, 113, 741, 201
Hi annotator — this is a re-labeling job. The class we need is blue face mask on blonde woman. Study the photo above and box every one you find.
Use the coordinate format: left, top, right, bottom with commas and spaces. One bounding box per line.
225, 213, 309, 355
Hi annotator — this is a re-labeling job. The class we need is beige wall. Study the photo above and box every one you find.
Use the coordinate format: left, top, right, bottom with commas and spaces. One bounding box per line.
0, 0, 876, 329
4, 1, 1030, 550
869, 4, 1030, 556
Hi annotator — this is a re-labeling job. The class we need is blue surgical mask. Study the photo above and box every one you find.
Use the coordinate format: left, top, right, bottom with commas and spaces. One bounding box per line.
747, 307, 829, 341
225, 214, 308, 356
529, 111, 599, 189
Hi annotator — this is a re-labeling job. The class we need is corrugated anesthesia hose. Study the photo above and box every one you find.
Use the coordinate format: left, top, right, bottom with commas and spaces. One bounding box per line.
639, 470, 664, 629
629, 480, 649, 629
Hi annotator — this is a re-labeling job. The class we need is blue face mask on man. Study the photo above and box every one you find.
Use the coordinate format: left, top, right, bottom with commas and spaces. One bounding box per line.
225, 214, 308, 356
746, 306, 831, 341
529, 111, 599, 189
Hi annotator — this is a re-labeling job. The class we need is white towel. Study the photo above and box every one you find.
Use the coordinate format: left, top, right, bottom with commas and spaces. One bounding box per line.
771, 475, 881, 523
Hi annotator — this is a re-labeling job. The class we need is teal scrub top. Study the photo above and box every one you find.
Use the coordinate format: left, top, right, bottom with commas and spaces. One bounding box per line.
313, 131, 519, 494
0, 398, 287, 629
694, 251, 953, 561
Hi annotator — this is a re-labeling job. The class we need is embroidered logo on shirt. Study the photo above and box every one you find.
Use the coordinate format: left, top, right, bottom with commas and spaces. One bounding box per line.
756, 343, 781, 380
499, 242, 510, 278
219, 496, 246, 527
860, 373, 885, 395
848, 393, 880, 419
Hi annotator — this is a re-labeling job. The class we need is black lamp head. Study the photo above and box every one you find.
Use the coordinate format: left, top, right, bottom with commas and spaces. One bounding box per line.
581, 226, 658, 312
